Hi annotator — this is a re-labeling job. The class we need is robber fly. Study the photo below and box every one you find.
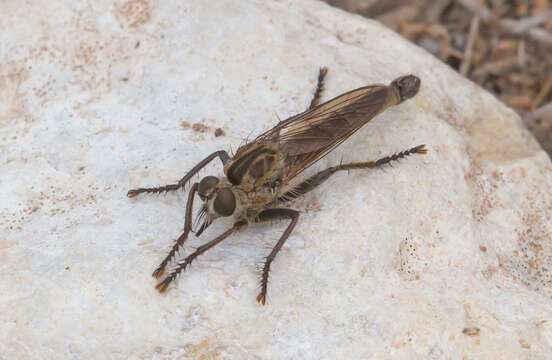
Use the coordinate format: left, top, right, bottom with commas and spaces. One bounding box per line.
128, 67, 426, 304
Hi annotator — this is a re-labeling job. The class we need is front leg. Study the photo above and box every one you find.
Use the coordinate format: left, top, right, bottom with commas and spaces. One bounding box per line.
155, 220, 247, 293
255, 208, 300, 305
152, 182, 198, 278
127, 150, 230, 197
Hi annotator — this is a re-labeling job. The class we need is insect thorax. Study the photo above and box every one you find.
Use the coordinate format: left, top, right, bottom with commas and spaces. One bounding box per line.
224, 144, 283, 192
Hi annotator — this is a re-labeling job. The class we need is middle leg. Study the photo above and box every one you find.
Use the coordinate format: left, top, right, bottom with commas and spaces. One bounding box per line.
308, 67, 328, 110
255, 208, 300, 305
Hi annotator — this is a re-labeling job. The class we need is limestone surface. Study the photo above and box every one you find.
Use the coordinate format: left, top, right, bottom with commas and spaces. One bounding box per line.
1, 0, 551, 359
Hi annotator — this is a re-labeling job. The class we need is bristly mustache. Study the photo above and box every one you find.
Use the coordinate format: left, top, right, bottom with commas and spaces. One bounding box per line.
194, 204, 213, 236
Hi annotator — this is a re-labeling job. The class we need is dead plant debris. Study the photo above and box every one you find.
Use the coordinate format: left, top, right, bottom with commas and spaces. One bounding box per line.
325, 0, 552, 155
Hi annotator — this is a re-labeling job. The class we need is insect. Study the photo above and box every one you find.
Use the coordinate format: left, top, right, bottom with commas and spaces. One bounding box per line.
128, 67, 426, 304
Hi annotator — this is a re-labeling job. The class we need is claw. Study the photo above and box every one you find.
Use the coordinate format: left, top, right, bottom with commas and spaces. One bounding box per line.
155, 278, 171, 293
256, 293, 267, 305
152, 267, 165, 278
127, 189, 140, 198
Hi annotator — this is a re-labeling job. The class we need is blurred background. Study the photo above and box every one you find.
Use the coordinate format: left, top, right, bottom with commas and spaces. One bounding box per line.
323, 0, 552, 156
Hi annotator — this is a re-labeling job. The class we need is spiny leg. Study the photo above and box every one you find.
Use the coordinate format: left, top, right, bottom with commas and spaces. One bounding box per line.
127, 150, 230, 197
255, 208, 299, 305
156, 220, 247, 293
308, 67, 328, 110
279, 144, 427, 202
152, 182, 198, 279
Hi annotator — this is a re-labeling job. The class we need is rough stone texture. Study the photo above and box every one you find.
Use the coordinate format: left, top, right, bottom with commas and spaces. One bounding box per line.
1, 0, 551, 359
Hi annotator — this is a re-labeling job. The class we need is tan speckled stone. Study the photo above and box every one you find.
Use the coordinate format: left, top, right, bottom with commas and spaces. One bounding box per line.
1, 0, 551, 359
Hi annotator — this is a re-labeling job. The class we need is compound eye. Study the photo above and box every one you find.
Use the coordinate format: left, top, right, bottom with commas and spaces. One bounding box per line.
198, 176, 219, 200
213, 188, 236, 217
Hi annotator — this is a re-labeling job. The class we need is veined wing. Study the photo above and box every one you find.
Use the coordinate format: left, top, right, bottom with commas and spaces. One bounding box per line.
227, 74, 419, 185
257, 83, 402, 181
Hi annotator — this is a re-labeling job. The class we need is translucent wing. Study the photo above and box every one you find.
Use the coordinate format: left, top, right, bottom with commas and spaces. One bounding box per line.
255, 84, 401, 181
227, 74, 420, 186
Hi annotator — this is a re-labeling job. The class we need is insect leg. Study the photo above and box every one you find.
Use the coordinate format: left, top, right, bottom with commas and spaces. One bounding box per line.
255, 208, 299, 305
279, 144, 427, 202
308, 67, 328, 110
127, 150, 230, 197
155, 220, 247, 293
152, 182, 198, 278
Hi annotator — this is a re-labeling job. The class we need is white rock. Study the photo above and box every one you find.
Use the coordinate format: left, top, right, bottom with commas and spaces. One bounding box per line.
1, 0, 551, 358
